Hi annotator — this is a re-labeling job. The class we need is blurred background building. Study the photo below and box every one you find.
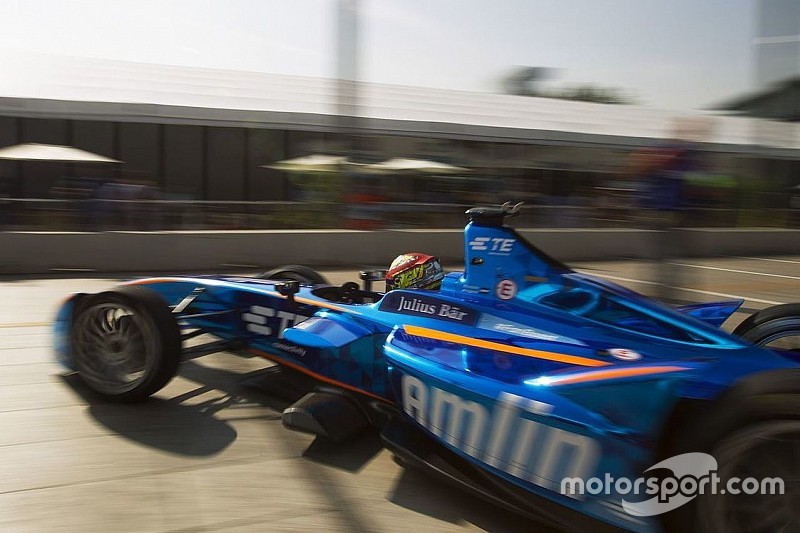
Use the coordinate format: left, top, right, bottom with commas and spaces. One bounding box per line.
0, 0, 798, 231
716, 0, 800, 121
754, 0, 800, 90
0, 52, 797, 202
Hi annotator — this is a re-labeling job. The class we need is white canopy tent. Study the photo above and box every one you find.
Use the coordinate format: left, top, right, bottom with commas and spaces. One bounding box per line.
0, 143, 120, 163
365, 158, 469, 174
265, 154, 362, 173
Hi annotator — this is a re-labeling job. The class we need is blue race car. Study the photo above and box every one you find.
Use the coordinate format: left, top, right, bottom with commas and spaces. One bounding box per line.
54, 203, 800, 532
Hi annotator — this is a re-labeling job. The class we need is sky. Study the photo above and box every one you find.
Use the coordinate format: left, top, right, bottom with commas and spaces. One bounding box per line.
0, 0, 757, 110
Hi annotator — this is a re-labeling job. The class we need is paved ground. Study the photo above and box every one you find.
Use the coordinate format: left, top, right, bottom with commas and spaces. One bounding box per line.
1, 257, 799, 532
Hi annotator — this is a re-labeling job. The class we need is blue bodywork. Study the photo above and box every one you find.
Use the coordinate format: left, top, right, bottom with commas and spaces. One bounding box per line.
54, 214, 799, 531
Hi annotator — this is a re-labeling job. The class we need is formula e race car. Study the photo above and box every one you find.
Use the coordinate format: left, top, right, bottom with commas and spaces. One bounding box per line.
54, 203, 800, 532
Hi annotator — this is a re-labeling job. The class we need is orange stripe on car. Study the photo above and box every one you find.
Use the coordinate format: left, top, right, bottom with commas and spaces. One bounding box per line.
402, 324, 610, 367
533, 365, 689, 387
293, 296, 358, 314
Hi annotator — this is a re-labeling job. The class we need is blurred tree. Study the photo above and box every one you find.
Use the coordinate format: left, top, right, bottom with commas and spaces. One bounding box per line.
552, 85, 635, 105
501, 67, 635, 104
502, 66, 556, 97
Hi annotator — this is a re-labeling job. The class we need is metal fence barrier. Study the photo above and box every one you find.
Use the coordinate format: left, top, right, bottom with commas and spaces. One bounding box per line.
0, 198, 796, 231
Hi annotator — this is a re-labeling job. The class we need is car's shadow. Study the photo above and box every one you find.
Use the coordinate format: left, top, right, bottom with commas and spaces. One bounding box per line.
62, 362, 554, 532
60, 360, 300, 457
389, 466, 556, 533
302, 430, 385, 473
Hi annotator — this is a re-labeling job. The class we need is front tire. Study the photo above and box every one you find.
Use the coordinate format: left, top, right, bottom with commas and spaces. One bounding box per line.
70, 286, 181, 402
257, 264, 329, 285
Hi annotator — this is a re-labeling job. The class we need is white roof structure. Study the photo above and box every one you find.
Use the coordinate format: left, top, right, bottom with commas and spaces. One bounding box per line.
0, 51, 797, 156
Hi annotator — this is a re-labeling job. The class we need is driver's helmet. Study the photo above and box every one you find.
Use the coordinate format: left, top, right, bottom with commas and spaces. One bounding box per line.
386, 253, 444, 291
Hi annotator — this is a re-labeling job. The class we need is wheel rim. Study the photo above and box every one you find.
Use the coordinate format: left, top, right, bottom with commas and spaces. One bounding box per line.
759, 333, 800, 357
756, 319, 800, 355
699, 421, 800, 533
73, 301, 160, 395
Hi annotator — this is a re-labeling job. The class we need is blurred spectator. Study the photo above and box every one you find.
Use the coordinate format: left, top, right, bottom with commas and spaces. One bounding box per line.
342, 174, 388, 230
90, 175, 163, 230
137, 180, 161, 230
632, 147, 688, 215
49, 176, 99, 230
630, 144, 696, 300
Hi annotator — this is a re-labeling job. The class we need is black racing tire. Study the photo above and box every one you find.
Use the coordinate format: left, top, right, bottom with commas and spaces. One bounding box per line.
257, 264, 329, 285
70, 286, 181, 403
662, 388, 800, 532
733, 303, 800, 352
694, 418, 800, 532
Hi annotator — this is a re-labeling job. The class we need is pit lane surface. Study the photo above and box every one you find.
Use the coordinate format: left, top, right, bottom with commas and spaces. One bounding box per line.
1, 257, 799, 532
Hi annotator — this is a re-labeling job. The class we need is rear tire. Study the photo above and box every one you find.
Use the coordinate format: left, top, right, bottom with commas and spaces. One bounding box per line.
695, 418, 800, 532
733, 303, 800, 353
70, 286, 181, 403
662, 389, 800, 532
257, 265, 329, 285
